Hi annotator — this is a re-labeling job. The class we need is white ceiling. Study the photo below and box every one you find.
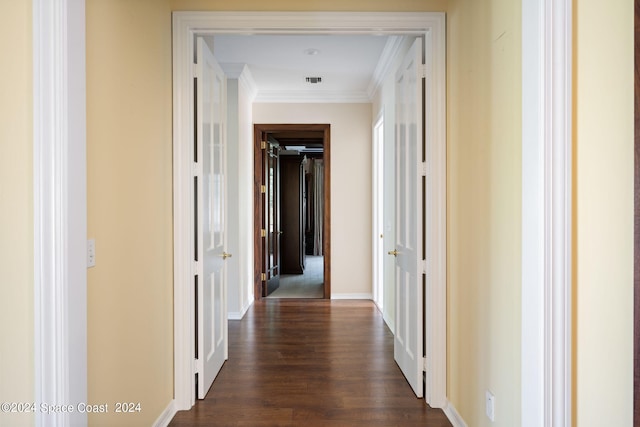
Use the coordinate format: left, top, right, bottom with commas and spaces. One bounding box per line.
209, 34, 400, 103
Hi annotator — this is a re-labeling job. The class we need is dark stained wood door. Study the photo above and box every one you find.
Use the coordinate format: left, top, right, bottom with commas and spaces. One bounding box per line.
264, 140, 281, 296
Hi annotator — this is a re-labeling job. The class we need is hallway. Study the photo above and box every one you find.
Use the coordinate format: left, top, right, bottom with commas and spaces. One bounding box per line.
168, 300, 452, 426
266, 256, 324, 299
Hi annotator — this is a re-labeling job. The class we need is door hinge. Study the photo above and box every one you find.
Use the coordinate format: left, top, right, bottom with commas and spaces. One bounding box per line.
420, 63, 427, 79
423, 356, 428, 372
193, 261, 200, 276
261, 140, 267, 149
261, 273, 267, 281
261, 184, 266, 194
261, 229, 267, 238
422, 259, 427, 275
194, 358, 201, 374
193, 62, 200, 79
421, 162, 427, 176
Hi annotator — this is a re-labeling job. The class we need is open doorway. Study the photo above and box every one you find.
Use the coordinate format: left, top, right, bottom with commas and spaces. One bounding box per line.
253, 124, 331, 300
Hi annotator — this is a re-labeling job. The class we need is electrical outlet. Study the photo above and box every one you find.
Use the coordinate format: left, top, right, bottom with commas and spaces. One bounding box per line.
87, 239, 96, 268
485, 390, 495, 422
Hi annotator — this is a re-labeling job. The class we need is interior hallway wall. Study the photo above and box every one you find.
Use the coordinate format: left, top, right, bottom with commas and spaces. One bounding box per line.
0, 2, 33, 426
86, 1, 174, 425
253, 103, 373, 298
447, 0, 522, 425
574, 0, 633, 425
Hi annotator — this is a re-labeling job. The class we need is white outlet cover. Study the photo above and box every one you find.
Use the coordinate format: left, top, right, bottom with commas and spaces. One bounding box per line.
485, 390, 495, 422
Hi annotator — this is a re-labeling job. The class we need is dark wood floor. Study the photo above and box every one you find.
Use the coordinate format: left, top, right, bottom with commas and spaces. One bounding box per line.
169, 299, 452, 427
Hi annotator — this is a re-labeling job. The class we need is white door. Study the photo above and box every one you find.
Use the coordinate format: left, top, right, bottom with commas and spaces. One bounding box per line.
196, 37, 228, 399
392, 37, 424, 398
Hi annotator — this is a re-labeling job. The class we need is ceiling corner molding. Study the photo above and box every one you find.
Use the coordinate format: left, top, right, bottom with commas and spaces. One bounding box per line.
253, 90, 371, 104
367, 35, 407, 100
238, 65, 258, 102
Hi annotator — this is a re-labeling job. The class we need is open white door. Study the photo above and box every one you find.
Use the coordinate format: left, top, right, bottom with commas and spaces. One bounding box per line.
392, 37, 424, 398
196, 37, 228, 399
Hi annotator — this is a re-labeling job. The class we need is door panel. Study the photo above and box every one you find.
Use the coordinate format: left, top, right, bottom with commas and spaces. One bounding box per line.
264, 141, 281, 296
393, 37, 424, 398
196, 37, 228, 399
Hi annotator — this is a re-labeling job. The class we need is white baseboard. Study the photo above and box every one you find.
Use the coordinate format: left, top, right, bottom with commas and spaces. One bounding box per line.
153, 399, 177, 427
382, 312, 394, 334
443, 399, 468, 427
228, 298, 253, 320
330, 293, 373, 300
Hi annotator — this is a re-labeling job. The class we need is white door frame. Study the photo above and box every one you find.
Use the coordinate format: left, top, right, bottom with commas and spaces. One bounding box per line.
521, 0, 573, 426
172, 11, 447, 410
33, 1, 87, 426
372, 112, 385, 312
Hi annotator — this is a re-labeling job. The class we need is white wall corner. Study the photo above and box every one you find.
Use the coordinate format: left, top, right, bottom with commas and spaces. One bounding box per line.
443, 400, 469, 427
152, 400, 177, 427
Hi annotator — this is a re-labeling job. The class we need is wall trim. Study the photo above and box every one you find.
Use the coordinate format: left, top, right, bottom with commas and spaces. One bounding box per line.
521, 0, 572, 425
33, 0, 87, 425
228, 299, 253, 320
331, 293, 373, 300
443, 400, 468, 427
173, 10, 447, 411
152, 400, 177, 427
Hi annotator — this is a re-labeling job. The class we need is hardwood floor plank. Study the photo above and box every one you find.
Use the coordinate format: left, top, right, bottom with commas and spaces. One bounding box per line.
169, 300, 451, 426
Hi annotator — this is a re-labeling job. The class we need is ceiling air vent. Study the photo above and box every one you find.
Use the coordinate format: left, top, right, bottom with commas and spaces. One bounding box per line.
305, 77, 322, 84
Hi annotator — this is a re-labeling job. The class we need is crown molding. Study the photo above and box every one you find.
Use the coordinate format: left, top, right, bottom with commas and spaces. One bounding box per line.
367, 35, 407, 100
253, 89, 371, 104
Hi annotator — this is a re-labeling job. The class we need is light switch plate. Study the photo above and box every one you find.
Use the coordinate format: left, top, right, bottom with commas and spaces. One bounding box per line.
87, 239, 96, 268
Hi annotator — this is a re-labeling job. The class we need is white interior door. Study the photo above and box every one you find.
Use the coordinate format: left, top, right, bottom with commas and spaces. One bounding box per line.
196, 37, 228, 399
393, 37, 424, 398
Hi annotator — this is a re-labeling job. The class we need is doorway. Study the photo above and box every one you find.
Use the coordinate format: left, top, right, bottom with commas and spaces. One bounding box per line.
172, 11, 447, 410
254, 124, 331, 300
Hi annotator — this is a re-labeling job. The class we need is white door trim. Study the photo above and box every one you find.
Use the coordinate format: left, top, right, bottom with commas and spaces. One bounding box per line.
33, 0, 87, 426
172, 11, 447, 410
372, 112, 385, 312
521, 0, 572, 425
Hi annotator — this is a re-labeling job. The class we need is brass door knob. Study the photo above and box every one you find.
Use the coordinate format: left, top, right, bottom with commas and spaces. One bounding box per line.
388, 249, 399, 257
222, 252, 232, 259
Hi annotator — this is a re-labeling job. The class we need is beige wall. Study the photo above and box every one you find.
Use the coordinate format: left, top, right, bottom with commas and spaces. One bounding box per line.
253, 103, 373, 297
574, 0, 633, 425
86, 1, 174, 425
0, 2, 33, 427
447, 0, 522, 425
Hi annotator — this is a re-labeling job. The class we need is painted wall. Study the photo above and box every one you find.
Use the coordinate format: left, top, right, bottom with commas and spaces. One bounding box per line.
253, 103, 373, 298
0, 2, 33, 427
574, 0, 633, 425
86, 1, 174, 425
226, 70, 256, 319
447, 0, 522, 425
237, 72, 257, 309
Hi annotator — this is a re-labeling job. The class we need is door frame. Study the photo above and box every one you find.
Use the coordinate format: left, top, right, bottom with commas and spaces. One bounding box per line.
254, 124, 331, 300
372, 113, 385, 311
172, 11, 446, 411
